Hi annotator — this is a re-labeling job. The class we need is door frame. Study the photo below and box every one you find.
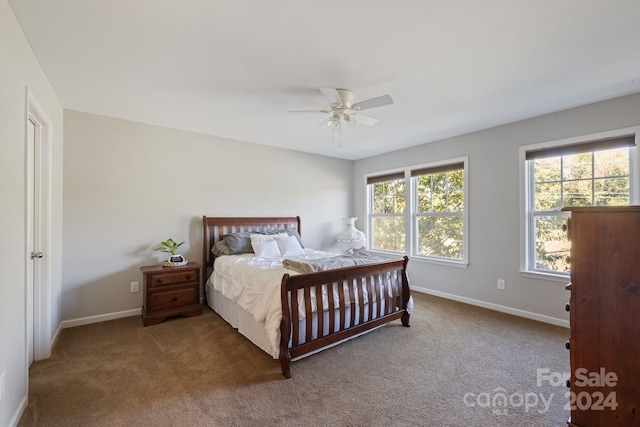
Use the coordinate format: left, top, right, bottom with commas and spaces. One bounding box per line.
25, 88, 53, 362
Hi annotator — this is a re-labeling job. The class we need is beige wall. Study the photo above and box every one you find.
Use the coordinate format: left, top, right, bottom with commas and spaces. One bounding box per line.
0, 1, 64, 425
354, 92, 640, 325
62, 94, 640, 326
62, 111, 352, 320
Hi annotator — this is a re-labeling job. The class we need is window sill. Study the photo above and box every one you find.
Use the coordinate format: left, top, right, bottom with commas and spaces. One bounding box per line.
365, 249, 405, 259
410, 255, 468, 268
366, 250, 468, 268
520, 270, 570, 283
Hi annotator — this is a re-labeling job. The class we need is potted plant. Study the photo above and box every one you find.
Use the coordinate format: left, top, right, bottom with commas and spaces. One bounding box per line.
154, 238, 187, 267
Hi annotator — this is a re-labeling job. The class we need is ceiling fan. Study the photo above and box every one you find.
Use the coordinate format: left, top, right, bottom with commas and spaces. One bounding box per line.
288, 88, 394, 133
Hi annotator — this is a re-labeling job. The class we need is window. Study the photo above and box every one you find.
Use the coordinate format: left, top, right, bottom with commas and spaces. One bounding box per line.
367, 157, 468, 265
368, 173, 405, 252
412, 163, 465, 260
522, 132, 637, 276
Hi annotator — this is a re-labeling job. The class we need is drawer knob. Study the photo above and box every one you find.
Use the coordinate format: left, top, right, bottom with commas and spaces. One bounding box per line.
565, 341, 570, 350
171, 296, 178, 302
565, 303, 570, 312
186, 275, 192, 280
157, 278, 164, 283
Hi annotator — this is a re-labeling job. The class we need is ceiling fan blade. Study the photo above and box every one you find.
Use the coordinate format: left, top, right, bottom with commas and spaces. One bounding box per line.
353, 114, 379, 126
352, 94, 393, 111
288, 110, 331, 114
319, 88, 343, 107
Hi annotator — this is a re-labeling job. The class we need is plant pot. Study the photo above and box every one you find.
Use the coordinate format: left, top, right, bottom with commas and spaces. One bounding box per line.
162, 254, 187, 267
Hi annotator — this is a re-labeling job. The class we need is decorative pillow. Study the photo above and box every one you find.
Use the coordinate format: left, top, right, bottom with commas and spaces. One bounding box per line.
223, 232, 253, 254
286, 229, 305, 248
256, 229, 304, 247
251, 240, 282, 258
250, 233, 288, 243
211, 240, 232, 256
214, 230, 302, 256
276, 235, 305, 256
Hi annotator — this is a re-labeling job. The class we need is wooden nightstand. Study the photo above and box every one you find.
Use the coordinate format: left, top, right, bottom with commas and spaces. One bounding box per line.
140, 262, 202, 326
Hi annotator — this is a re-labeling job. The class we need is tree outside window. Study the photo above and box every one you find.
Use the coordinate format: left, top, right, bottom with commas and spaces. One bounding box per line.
369, 177, 405, 252
529, 145, 631, 274
367, 157, 468, 264
414, 165, 464, 260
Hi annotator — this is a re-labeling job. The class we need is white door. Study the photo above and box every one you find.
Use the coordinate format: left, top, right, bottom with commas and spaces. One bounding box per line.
26, 117, 36, 366
26, 91, 51, 364
27, 116, 47, 366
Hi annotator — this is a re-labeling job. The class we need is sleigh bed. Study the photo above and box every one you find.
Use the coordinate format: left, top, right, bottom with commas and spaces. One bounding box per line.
202, 216, 411, 378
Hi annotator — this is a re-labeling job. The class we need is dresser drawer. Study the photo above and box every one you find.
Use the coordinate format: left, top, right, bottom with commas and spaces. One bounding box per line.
148, 269, 199, 288
148, 286, 198, 312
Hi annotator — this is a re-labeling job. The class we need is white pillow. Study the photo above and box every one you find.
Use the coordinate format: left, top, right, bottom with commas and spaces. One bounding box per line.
276, 235, 305, 256
251, 240, 282, 258
250, 233, 288, 243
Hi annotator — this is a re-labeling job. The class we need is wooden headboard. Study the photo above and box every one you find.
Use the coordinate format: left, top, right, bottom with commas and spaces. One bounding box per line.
202, 216, 301, 274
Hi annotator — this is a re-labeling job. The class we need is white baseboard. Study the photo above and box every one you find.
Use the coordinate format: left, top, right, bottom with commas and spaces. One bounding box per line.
9, 395, 27, 427
51, 322, 63, 351
411, 286, 570, 328
60, 308, 141, 329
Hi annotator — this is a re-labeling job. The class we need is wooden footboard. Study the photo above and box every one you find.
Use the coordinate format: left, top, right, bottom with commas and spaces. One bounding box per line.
201, 216, 411, 378
279, 256, 410, 378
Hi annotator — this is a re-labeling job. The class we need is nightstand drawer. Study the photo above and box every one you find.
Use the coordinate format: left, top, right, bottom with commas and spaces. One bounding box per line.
148, 287, 198, 312
148, 270, 198, 288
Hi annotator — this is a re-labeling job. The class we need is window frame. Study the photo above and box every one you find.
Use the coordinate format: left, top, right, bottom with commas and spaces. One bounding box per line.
367, 172, 406, 254
519, 127, 640, 281
366, 156, 469, 267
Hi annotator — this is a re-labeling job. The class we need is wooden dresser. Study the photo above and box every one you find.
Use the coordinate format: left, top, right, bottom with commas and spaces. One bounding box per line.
140, 262, 202, 326
563, 206, 640, 426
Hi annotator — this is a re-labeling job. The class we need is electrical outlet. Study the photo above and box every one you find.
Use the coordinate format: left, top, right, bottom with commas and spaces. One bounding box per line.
0, 371, 6, 402
497, 279, 505, 290
130, 281, 139, 293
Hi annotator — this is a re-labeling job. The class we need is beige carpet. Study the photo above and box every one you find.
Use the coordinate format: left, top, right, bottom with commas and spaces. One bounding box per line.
19, 293, 570, 426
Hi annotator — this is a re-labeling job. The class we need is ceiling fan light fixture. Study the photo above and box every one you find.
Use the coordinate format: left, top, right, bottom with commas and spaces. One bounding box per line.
327, 115, 341, 129
343, 113, 356, 129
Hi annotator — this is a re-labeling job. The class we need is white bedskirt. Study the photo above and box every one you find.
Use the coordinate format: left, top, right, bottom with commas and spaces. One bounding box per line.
206, 273, 393, 361
207, 280, 279, 358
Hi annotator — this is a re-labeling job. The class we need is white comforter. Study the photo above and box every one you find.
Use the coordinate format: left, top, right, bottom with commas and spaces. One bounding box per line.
209, 249, 341, 353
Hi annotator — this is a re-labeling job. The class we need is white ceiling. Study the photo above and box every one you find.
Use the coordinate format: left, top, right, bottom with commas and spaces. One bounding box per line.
9, 0, 640, 160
